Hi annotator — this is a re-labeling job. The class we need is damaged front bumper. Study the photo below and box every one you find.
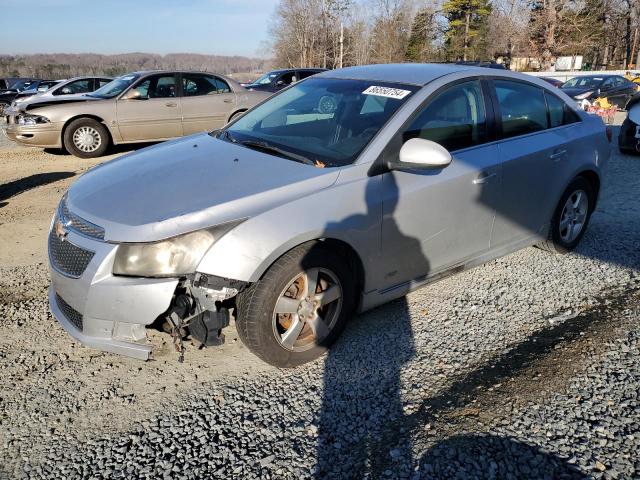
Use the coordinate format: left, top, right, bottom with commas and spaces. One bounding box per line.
48, 222, 241, 360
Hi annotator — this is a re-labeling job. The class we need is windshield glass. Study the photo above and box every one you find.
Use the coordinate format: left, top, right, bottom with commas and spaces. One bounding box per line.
88, 74, 140, 98
562, 77, 603, 89
253, 72, 279, 85
9, 80, 35, 91
222, 78, 418, 167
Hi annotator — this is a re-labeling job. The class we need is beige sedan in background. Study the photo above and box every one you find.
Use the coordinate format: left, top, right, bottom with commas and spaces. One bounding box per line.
3, 70, 271, 158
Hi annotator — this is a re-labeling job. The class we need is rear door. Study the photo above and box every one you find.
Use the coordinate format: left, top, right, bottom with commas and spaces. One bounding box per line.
180, 73, 237, 134
116, 73, 182, 141
489, 79, 578, 249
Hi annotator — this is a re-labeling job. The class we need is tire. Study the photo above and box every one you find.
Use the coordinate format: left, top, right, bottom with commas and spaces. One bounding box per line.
63, 118, 110, 158
537, 177, 594, 254
235, 242, 356, 368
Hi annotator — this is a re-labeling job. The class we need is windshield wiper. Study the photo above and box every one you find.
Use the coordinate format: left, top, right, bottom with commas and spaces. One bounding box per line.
216, 129, 237, 143
239, 140, 316, 166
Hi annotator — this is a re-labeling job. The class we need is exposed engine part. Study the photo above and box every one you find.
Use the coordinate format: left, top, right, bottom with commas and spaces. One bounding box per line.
189, 309, 230, 346
159, 274, 247, 360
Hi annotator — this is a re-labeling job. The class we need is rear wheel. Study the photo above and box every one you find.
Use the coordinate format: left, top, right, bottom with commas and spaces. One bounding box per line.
235, 243, 356, 367
537, 177, 594, 254
63, 118, 110, 158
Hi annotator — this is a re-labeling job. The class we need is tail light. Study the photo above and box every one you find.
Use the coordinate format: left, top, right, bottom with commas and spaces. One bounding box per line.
606, 126, 612, 143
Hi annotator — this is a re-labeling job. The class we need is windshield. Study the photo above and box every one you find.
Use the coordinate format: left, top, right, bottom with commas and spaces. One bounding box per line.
562, 77, 603, 89
221, 78, 418, 167
88, 74, 140, 98
9, 80, 36, 91
252, 72, 279, 85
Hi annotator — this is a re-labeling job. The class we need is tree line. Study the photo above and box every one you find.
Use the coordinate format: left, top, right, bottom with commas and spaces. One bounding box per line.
269, 0, 640, 71
0, 53, 267, 81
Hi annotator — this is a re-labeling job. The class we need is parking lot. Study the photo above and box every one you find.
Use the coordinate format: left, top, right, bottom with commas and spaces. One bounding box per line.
0, 115, 639, 479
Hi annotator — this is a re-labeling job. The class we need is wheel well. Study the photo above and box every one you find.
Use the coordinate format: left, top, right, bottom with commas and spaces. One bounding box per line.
61, 115, 112, 147
318, 238, 365, 295
228, 109, 247, 122
577, 170, 600, 209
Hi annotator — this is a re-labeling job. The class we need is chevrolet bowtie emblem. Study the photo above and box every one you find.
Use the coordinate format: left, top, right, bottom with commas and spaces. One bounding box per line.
55, 219, 70, 241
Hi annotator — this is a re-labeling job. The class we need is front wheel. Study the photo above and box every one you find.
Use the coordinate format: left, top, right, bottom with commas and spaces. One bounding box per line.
63, 118, 110, 158
235, 243, 356, 367
537, 177, 594, 254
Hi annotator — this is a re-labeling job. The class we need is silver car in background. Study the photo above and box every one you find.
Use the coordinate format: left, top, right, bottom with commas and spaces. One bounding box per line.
47, 64, 611, 367
9, 76, 113, 107
5, 70, 271, 158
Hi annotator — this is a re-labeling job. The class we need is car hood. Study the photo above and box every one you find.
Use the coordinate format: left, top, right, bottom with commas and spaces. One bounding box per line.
24, 94, 102, 112
66, 133, 341, 242
560, 87, 595, 98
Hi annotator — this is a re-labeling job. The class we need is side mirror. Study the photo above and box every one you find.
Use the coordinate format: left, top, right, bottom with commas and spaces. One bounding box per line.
60, 87, 72, 95
122, 89, 145, 100
390, 138, 452, 171
275, 80, 285, 87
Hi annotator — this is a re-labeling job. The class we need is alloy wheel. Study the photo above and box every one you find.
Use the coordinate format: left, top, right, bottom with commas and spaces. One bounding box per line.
272, 268, 343, 352
559, 189, 588, 243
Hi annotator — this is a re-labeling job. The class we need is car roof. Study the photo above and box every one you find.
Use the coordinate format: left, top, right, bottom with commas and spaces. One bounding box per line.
318, 63, 481, 86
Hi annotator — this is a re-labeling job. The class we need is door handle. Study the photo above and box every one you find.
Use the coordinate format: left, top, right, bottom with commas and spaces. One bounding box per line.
549, 149, 567, 160
473, 172, 496, 184
223, 98, 233, 103
165, 102, 177, 107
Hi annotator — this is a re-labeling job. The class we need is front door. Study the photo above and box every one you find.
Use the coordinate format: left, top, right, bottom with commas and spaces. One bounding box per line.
181, 73, 237, 134
380, 80, 501, 289
116, 73, 182, 141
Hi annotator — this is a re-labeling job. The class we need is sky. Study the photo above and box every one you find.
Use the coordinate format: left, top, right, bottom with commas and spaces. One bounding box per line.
0, 0, 279, 58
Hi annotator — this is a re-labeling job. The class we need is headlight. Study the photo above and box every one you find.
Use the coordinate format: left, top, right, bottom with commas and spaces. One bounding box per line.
112, 221, 244, 277
574, 91, 594, 100
16, 114, 49, 125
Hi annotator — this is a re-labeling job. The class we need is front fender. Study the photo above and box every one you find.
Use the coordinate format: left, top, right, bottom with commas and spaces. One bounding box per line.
196, 171, 381, 287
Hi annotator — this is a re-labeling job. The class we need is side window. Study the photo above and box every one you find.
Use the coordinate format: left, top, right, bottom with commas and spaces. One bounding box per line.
98, 79, 111, 88
54, 79, 91, 95
214, 77, 231, 93
131, 75, 177, 99
182, 74, 231, 96
278, 72, 296, 86
403, 80, 487, 151
602, 77, 616, 89
495, 80, 548, 138
546, 92, 580, 128
297, 70, 316, 80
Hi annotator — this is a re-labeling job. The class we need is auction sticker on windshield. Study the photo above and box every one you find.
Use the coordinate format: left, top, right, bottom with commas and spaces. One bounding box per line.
362, 86, 411, 99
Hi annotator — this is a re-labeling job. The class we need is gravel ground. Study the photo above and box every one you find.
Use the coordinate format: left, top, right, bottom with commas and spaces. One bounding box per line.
0, 117, 639, 479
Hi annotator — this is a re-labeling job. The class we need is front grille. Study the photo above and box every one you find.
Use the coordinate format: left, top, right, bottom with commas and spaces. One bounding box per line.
48, 229, 95, 278
55, 294, 83, 331
60, 201, 105, 240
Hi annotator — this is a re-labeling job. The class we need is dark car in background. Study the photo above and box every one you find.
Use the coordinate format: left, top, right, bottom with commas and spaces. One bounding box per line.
242, 68, 327, 93
561, 75, 638, 109
540, 77, 564, 88
454, 61, 506, 70
618, 97, 640, 154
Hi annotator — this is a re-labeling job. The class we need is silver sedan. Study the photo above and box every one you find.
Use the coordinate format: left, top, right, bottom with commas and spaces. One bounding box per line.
47, 64, 611, 367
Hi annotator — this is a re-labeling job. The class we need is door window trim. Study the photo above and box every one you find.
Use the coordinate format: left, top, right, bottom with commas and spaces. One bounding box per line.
488, 77, 582, 142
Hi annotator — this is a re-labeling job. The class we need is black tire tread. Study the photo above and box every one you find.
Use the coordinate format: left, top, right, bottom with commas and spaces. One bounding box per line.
63, 117, 110, 159
235, 242, 354, 368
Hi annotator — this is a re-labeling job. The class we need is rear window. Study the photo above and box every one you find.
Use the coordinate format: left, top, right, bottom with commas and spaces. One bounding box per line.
495, 80, 548, 138
545, 92, 580, 128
